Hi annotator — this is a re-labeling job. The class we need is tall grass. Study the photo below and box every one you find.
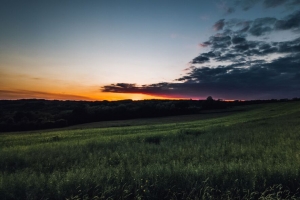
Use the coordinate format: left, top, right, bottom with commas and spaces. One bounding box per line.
0, 102, 300, 199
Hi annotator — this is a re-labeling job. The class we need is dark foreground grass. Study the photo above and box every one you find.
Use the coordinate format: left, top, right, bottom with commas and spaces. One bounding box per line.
1, 102, 300, 199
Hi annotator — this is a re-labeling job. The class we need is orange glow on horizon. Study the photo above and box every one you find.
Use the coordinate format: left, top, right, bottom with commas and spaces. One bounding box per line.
0, 88, 186, 101
0, 70, 187, 101
0, 69, 191, 101
87, 92, 186, 101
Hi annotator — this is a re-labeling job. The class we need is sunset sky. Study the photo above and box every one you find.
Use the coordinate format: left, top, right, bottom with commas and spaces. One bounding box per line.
1, 0, 300, 100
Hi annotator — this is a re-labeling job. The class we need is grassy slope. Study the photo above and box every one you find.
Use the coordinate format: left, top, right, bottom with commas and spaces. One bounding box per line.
0, 102, 300, 199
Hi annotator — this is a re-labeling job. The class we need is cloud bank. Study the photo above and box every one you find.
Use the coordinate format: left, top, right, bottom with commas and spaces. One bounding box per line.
102, 1, 300, 100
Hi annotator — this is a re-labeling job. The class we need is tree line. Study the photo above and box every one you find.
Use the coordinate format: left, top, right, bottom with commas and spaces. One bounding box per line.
0, 97, 299, 132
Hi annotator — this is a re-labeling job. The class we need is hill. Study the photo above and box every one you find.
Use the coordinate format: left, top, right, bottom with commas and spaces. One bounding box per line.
0, 102, 300, 199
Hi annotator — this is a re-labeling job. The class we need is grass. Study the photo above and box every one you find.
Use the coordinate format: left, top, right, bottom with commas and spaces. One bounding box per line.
1, 102, 300, 199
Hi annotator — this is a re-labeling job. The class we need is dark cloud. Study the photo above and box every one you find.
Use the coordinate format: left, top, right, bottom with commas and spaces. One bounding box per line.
192, 39, 256, 63
102, 83, 138, 93
198, 41, 211, 47
101, 54, 300, 99
260, 46, 278, 55
102, 3, 300, 100
102, 82, 172, 96
215, 53, 240, 61
246, 38, 300, 55
275, 10, 300, 31
197, 36, 300, 63
213, 19, 225, 31
190, 35, 231, 64
259, 43, 271, 50
210, 35, 232, 50
201, 51, 217, 58
192, 28, 300, 63
190, 56, 210, 64
231, 36, 246, 44
274, 37, 300, 53
206, 10, 300, 39
237, 21, 252, 32
184, 6, 300, 99
248, 17, 276, 36
233, 43, 250, 51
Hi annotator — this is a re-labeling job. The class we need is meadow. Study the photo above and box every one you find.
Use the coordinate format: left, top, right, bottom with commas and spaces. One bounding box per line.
1, 102, 300, 199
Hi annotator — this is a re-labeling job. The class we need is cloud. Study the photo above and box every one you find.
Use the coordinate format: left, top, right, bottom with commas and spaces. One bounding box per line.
188, 7, 300, 99
101, 53, 300, 100
276, 37, 300, 53
102, 83, 138, 93
275, 10, 300, 31
192, 34, 300, 63
201, 51, 217, 57
222, 17, 278, 37
101, 4, 300, 100
102, 82, 182, 98
190, 56, 210, 64
231, 36, 246, 44
248, 17, 277, 36
198, 41, 211, 47
213, 19, 225, 31
237, 21, 252, 32
102, 37, 300, 100
0, 90, 93, 100
210, 35, 232, 50
195, 10, 300, 54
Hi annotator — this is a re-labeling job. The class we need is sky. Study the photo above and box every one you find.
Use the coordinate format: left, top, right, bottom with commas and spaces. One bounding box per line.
1, 0, 300, 101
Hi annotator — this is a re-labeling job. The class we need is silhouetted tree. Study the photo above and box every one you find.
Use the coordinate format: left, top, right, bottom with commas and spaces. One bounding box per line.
206, 96, 213, 101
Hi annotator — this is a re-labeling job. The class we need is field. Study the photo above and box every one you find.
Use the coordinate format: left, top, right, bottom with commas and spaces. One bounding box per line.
1, 102, 300, 199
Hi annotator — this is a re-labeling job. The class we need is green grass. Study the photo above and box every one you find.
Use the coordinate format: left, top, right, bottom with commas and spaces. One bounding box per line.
1, 102, 300, 199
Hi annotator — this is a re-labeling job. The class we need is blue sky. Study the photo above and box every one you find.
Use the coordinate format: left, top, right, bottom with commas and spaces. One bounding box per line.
1, 0, 300, 100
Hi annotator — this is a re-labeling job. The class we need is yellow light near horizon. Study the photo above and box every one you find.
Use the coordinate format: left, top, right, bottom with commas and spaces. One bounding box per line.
88, 92, 169, 101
